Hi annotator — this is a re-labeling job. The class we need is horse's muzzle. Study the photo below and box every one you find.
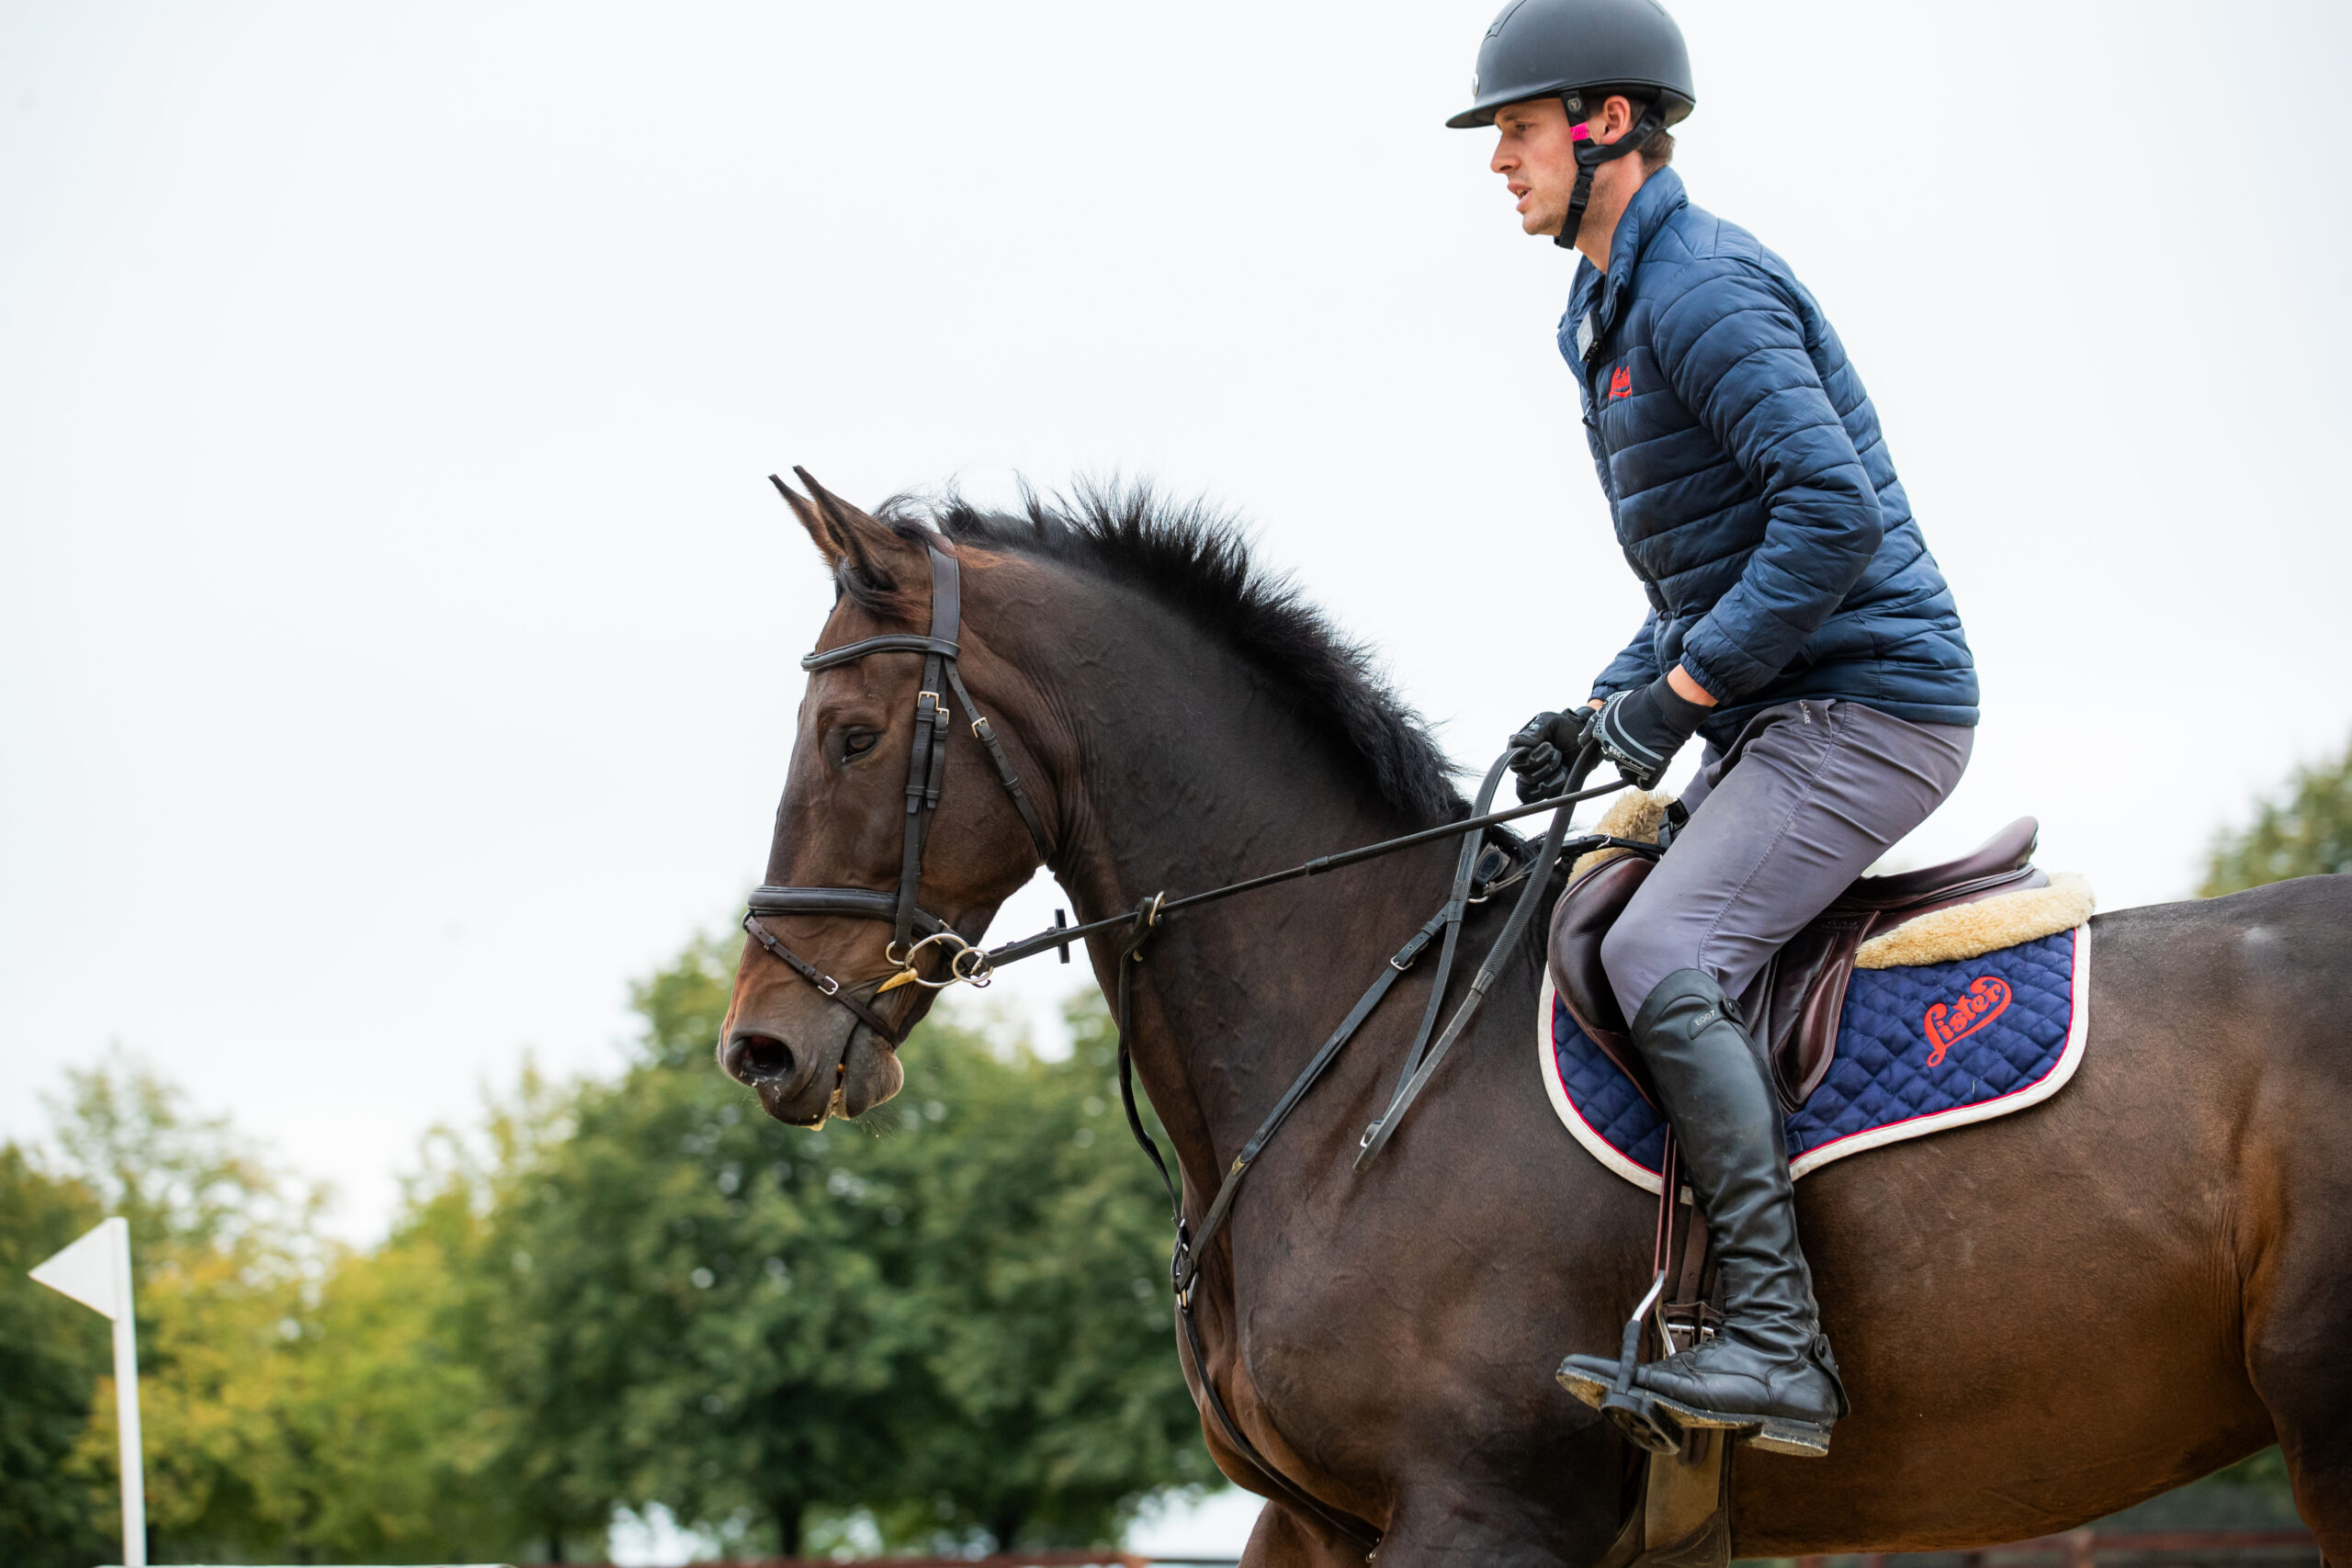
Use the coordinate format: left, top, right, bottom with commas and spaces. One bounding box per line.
720, 1021, 828, 1124
721, 1030, 796, 1089
720, 1017, 902, 1126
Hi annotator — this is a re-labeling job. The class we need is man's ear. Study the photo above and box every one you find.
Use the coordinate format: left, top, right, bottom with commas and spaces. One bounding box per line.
769, 468, 910, 591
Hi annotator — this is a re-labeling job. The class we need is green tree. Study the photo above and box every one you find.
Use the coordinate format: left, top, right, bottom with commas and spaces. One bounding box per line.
34, 1055, 548, 1563
17, 939, 1216, 1562
469, 933, 926, 1558
42, 1055, 323, 1560
475, 932, 1210, 1555
2200, 736, 2352, 895
249, 1190, 524, 1558
0, 1145, 113, 1568
44, 1060, 315, 1261
890, 996, 1214, 1549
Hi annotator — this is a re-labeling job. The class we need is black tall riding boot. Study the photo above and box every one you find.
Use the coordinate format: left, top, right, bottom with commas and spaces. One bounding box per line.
1556, 968, 1848, 1458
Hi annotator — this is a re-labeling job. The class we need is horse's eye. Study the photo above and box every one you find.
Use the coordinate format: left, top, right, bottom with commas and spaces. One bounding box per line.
841, 729, 880, 760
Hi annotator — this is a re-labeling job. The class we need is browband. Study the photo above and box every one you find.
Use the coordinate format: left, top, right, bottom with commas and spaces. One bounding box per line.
801, 634, 962, 672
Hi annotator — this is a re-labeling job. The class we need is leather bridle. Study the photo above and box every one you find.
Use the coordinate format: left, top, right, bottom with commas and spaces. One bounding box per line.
741, 532, 1055, 1046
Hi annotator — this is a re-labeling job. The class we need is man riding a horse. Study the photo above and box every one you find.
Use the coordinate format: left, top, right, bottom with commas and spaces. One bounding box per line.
1459, 0, 1983, 1456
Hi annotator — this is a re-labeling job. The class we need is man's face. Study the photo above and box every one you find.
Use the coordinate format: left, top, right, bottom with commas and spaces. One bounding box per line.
1490, 96, 1581, 237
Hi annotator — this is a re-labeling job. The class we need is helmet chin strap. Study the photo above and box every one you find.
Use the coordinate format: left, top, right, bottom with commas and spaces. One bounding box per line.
1554, 94, 1668, 252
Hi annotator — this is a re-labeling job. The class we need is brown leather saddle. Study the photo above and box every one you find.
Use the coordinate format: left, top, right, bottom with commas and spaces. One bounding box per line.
1548, 817, 2046, 1113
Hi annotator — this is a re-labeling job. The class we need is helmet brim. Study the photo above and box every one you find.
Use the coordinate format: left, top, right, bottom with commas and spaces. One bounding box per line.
1444, 83, 1693, 130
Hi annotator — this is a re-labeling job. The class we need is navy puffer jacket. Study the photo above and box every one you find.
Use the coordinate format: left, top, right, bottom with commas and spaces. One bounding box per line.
1566, 169, 1978, 748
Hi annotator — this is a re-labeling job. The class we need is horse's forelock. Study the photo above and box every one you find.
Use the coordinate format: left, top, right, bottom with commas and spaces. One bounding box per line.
826, 516, 939, 619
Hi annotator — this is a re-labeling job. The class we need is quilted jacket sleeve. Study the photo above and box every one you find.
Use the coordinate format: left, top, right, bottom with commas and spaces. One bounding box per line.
1651, 264, 1883, 700
1589, 609, 1663, 701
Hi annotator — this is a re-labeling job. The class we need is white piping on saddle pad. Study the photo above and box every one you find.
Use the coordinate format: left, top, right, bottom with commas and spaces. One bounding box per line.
1535, 923, 2096, 1191
1536, 970, 1686, 1198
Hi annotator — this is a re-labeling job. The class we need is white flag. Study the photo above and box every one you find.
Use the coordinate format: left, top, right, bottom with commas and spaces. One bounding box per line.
31, 1215, 129, 1321
29, 1215, 145, 1564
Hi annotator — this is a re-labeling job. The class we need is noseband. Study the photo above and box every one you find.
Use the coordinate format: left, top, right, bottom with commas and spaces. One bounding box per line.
742, 537, 1055, 1045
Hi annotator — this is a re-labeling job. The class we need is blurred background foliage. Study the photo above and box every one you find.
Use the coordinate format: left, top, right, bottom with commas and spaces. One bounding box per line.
2, 935, 1206, 1563
2201, 737, 2352, 895
8, 739, 2345, 1563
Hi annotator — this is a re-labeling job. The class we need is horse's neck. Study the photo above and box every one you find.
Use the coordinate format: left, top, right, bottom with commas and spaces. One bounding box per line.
1020, 589, 1459, 1202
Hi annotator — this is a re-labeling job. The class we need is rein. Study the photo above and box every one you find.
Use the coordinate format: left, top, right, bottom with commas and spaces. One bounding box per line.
747, 515, 1639, 1550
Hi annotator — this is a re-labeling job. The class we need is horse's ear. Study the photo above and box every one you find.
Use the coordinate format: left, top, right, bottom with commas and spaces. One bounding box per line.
791, 467, 912, 592
770, 473, 844, 567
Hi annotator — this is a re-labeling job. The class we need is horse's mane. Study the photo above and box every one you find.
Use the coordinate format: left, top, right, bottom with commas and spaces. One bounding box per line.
865, 482, 1466, 828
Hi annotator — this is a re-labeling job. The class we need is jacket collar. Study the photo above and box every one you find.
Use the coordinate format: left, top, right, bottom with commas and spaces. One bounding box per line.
1573, 167, 1690, 343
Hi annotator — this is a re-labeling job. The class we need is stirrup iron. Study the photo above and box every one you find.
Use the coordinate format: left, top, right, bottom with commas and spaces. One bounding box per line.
1567, 1270, 1683, 1456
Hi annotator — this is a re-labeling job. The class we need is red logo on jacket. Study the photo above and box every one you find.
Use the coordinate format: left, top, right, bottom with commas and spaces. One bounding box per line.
1609, 365, 1634, 400
1922, 976, 2011, 1066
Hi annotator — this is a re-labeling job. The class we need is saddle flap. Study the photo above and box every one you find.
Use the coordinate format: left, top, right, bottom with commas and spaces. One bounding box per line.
1760, 914, 1873, 1111
1547, 853, 1659, 1106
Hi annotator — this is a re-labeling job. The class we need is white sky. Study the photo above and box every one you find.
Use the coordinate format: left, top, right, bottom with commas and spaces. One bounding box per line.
6, 0, 2349, 1257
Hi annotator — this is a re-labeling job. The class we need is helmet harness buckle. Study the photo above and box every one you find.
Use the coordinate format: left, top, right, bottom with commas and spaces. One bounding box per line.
1554, 91, 1671, 252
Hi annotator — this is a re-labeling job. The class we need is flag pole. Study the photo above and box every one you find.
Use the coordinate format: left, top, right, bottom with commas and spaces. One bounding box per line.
29, 1215, 146, 1566
108, 1218, 146, 1568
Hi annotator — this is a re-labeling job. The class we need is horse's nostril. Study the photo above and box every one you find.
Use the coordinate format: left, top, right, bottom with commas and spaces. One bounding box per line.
725, 1032, 796, 1085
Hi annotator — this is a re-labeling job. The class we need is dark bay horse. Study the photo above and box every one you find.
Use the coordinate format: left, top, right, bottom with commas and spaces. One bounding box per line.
719, 476, 2351, 1555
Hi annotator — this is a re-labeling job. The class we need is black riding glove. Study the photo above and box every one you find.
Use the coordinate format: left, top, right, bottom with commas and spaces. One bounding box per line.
1509, 708, 1597, 805
1590, 673, 1711, 791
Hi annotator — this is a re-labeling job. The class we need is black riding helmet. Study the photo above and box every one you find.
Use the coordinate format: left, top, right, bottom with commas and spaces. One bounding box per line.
1447, 0, 1696, 249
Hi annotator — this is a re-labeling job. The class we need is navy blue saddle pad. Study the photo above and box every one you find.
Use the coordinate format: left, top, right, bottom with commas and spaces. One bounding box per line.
1537, 928, 2091, 1190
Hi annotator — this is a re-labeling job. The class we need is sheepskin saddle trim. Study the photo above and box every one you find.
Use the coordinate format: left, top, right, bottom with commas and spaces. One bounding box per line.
1564, 788, 2096, 968
1854, 872, 2095, 968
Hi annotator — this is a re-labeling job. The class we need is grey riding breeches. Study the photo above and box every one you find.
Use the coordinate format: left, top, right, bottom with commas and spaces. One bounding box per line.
1599, 699, 1975, 1024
